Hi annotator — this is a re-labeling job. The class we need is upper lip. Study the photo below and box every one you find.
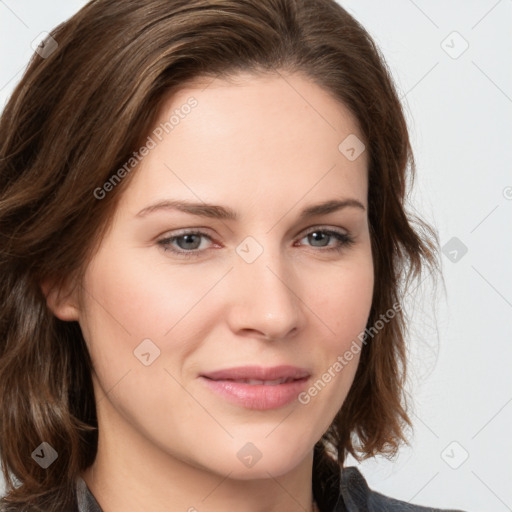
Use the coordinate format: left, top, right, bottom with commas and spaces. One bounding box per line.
200, 365, 310, 381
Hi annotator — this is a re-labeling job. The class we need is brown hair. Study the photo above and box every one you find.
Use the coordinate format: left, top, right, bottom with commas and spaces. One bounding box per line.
0, 0, 438, 509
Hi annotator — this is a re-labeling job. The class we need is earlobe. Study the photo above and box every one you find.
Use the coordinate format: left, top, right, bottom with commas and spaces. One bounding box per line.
41, 279, 80, 321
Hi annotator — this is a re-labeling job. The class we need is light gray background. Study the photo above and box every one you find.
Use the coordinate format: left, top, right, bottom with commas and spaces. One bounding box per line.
1, 1, 511, 511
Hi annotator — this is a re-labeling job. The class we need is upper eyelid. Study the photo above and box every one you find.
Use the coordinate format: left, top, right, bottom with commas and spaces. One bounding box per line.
301, 226, 348, 235
159, 225, 349, 241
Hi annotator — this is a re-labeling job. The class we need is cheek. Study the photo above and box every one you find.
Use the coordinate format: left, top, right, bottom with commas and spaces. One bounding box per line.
303, 255, 373, 411
305, 263, 372, 393
78, 248, 227, 397
82, 249, 221, 341
310, 258, 374, 345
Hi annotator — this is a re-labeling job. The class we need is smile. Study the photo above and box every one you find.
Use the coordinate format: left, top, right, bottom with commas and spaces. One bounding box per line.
199, 365, 311, 410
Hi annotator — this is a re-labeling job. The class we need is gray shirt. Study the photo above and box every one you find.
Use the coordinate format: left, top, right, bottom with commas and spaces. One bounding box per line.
74, 466, 465, 512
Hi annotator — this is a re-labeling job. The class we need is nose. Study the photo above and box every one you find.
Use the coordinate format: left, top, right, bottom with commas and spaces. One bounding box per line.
225, 242, 305, 341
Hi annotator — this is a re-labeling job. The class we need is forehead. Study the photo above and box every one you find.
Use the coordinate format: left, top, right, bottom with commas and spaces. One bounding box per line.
165, 70, 365, 148
121, 71, 368, 212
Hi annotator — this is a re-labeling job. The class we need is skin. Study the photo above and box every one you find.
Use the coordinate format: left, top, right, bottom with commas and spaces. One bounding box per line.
47, 71, 374, 512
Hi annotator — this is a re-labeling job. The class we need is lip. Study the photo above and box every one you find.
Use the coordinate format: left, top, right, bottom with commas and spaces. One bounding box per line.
199, 365, 311, 410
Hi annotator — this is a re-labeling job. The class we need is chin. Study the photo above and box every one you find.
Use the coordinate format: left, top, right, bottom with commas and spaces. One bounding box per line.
201, 439, 312, 481
219, 455, 306, 481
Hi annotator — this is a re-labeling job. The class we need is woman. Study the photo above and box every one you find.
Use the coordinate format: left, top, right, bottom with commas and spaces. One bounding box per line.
0, 0, 465, 511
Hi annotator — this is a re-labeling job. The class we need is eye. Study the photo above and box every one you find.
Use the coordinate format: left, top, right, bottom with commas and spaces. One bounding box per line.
157, 227, 355, 259
157, 230, 214, 258
297, 228, 355, 253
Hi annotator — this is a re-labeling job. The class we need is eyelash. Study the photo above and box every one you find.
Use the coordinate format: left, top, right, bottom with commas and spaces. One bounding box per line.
157, 227, 355, 259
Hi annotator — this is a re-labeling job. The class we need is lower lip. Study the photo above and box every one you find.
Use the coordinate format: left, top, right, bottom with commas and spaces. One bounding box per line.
199, 376, 309, 410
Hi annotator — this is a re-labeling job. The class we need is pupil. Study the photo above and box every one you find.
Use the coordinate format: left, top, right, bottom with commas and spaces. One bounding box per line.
309, 232, 328, 247
178, 234, 200, 250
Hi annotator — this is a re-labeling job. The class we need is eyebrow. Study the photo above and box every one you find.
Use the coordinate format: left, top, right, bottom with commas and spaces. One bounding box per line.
135, 198, 365, 221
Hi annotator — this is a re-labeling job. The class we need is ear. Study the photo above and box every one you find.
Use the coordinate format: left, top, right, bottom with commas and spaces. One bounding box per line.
41, 278, 80, 321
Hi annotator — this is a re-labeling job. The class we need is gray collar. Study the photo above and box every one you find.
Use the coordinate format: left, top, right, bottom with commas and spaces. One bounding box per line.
76, 476, 102, 512
74, 467, 462, 512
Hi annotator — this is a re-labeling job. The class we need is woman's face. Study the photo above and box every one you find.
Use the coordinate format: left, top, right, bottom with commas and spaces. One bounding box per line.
72, 71, 373, 479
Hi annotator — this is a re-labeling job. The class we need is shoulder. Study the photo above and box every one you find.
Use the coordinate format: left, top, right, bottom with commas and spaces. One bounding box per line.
331, 466, 467, 512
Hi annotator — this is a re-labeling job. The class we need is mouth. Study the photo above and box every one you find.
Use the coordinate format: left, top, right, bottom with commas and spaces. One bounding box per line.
201, 365, 310, 382
212, 377, 298, 385
199, 365, 311, 410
